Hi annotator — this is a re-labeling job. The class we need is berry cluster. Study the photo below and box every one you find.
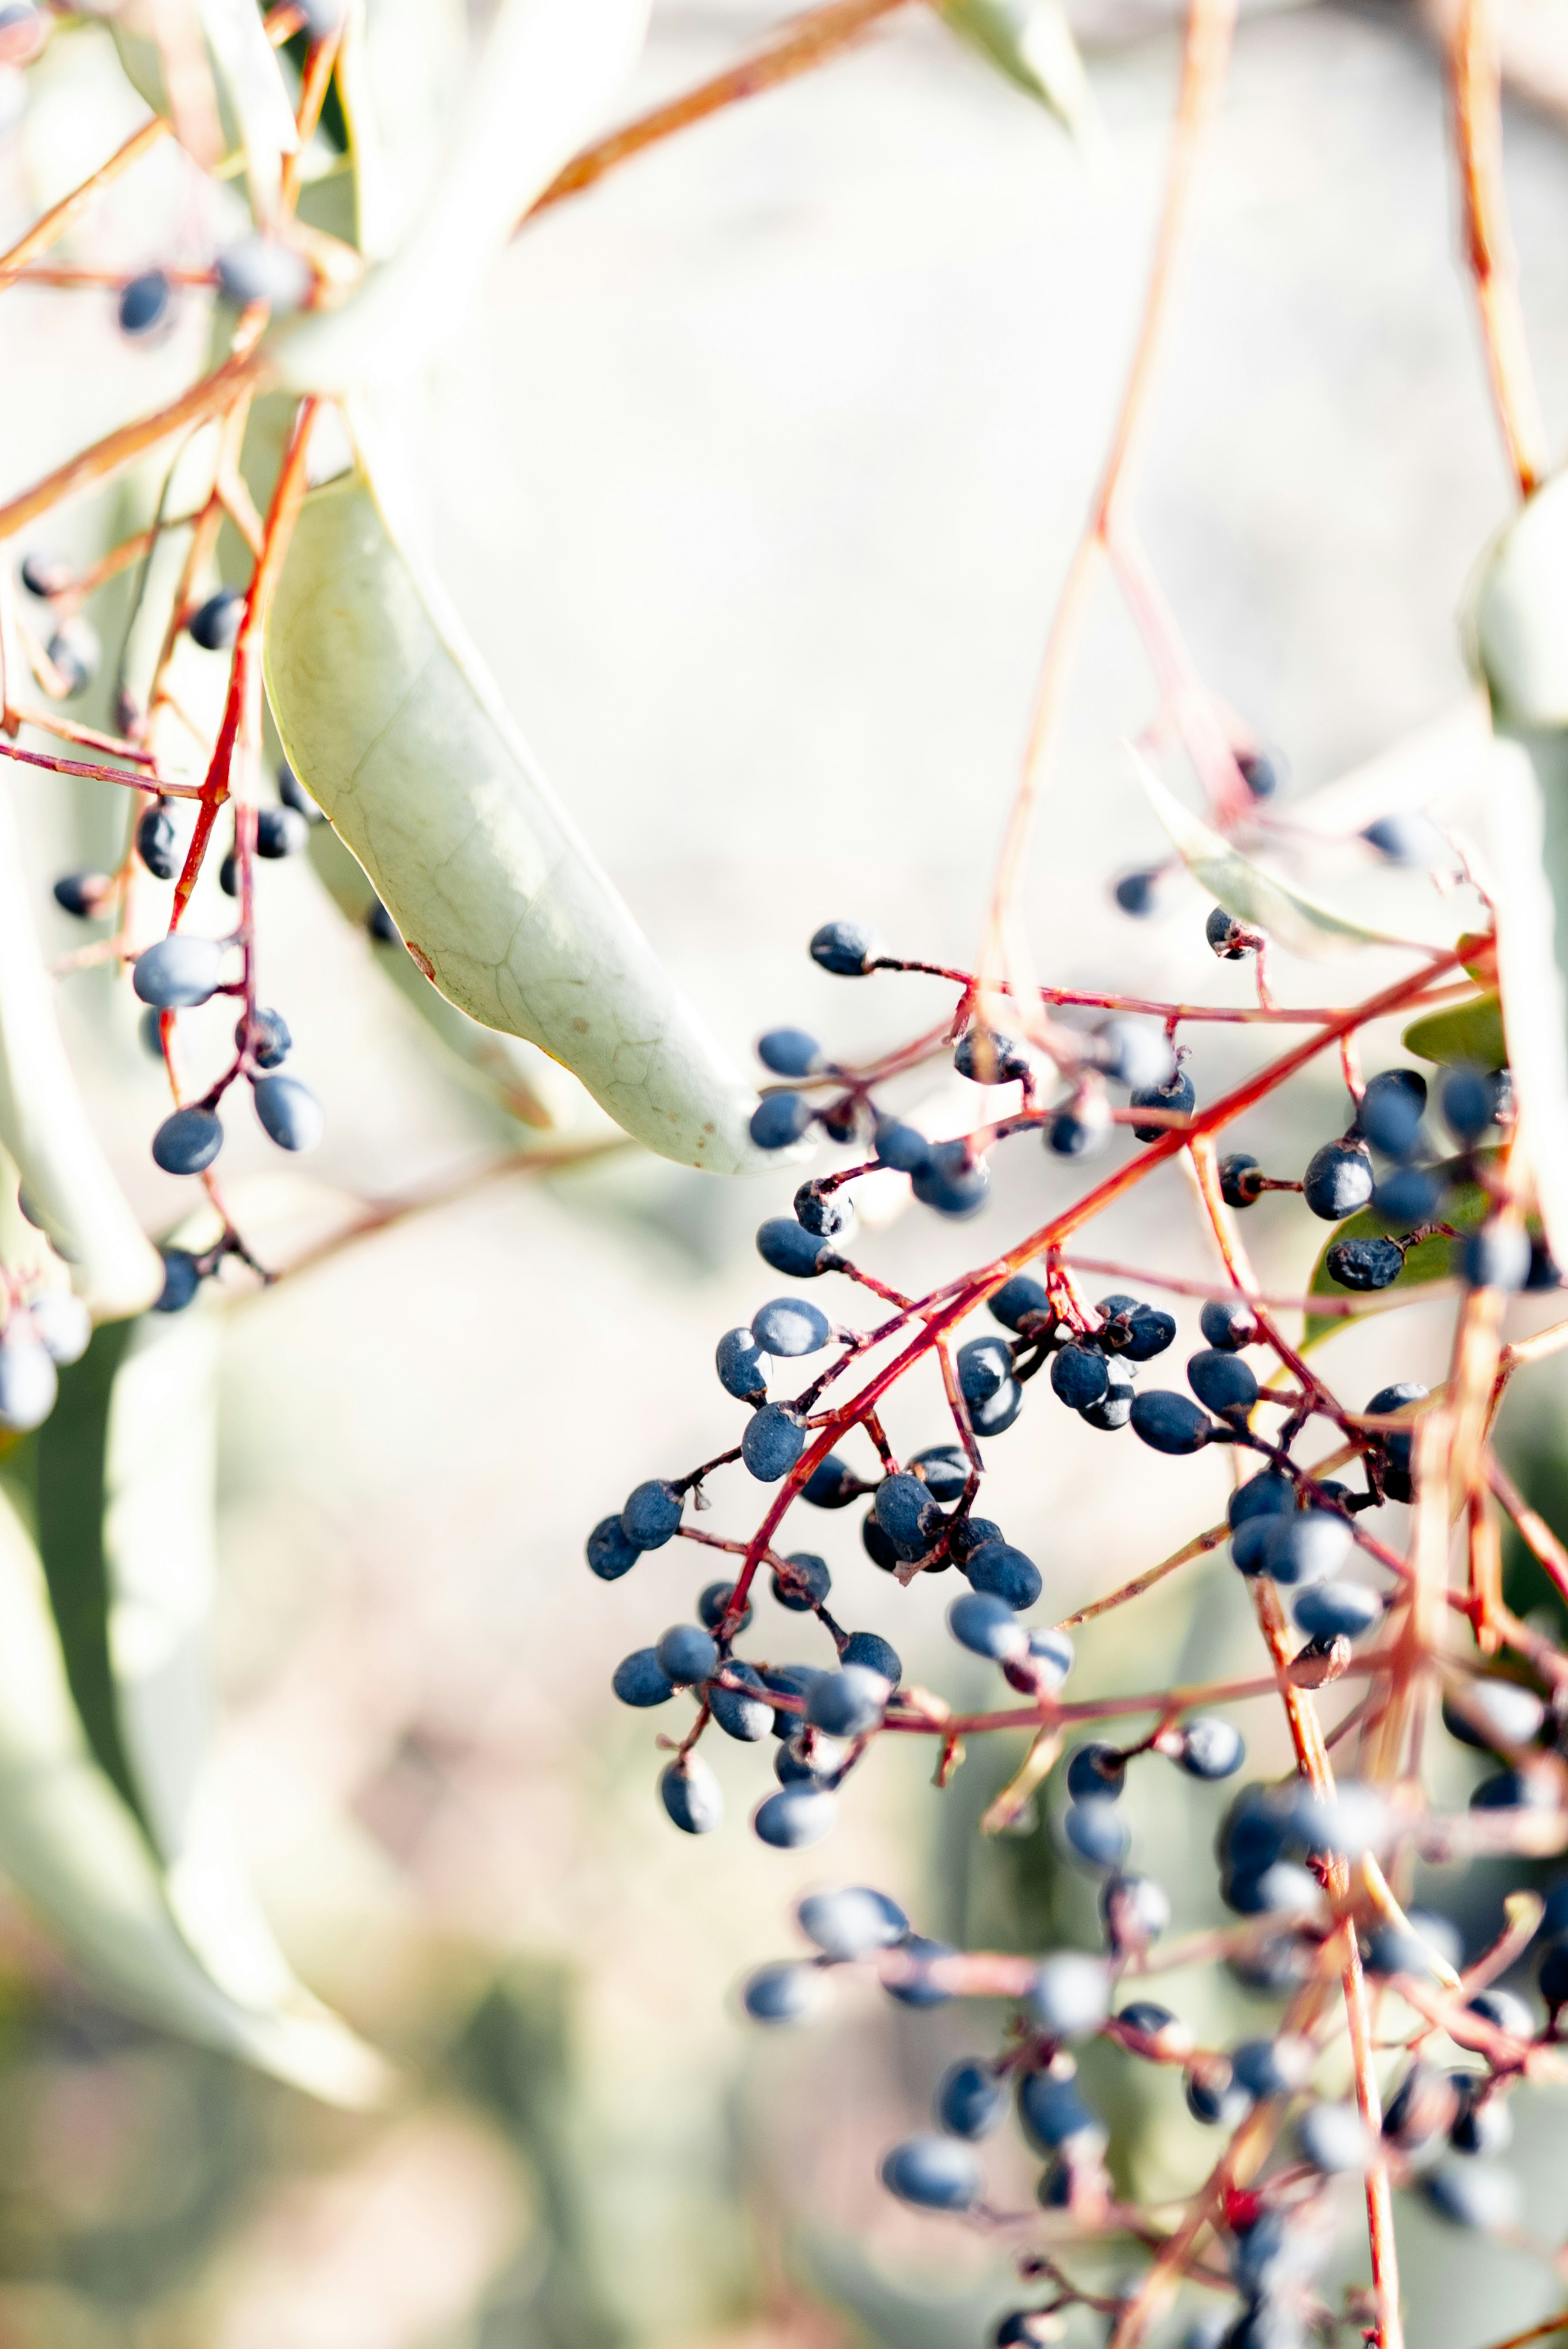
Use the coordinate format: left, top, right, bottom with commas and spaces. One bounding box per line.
591, 911, 1568, 2347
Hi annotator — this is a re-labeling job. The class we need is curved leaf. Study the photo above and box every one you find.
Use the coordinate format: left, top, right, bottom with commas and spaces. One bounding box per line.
1301, 1155, 1496, 1349
1402, 991, 1506, 1070
0, 1477, 387, 2103
267, 0, 649, 391
937, 0, 1098, 142
1128, 745, 1424, 959
0, 786, 162, 1318
111, 0, 296, 207
1468, 472, 1568, 732
264, 463, 774, 1172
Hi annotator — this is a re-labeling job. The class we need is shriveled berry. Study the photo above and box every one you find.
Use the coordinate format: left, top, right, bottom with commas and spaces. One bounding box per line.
151, 1106, 223, 1175
1129, 1392, 1213, 1454
810, 919, 883, 975
954, 1027, 1029, 1084
758, 1027, 821, 1076
1326, 1236, 1404, 1291
750, 1092, 813, 1150
613, 1648, 675, 1706
794, 1182, 851, 1239
660, 1755, 722, 1835
741, 1404, 807, 1481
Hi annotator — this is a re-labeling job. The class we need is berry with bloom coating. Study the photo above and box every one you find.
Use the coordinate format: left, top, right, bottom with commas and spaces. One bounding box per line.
990, 1274, 1051, 1330
1187, 1348, 1258, 1421
189, 588, 244, 651
771, 1551, 830, 1612
842, 1630, 902, 1682
1293, 1582, 1381, 1641
1018, 2071, 1106, 2152
613, 1649, 675, 1706
1358, 1067, 1427, 1158
709, 1664, 774, 1742
810, 919, 884, 975
1460, 1221, 1532, 1291
698, 1581, 751, 1633
957, 1334, 1013, 1404
716, 1328, 771, 1400
655, 1624, 719, 1686
969, 1377, 1023, 1435
1260, 1509, 1351, 1587
1441, 1062, 1499, 1144
756, 1217, 836, 1277
1051, 1346, 1109, 1409
801, 1453, 859, 1508
1062, 1800, 1129, 1869
936, 2061, 1008, 2139
1130, 1392, 1213, 1454
874, 1116, 931, 1174
1130, 1068, 1195, 1142
965, 1540, 1042, 1609
752, 1297, 831, 1357
621, 1481, 683, 1549
948, 1590, 1027, 1660
912, 1141, 990, 1218
133, 934, 224, 1009
1067, 1743, 1125, 1801
1423, 2160, 1520, 2230
216, 235, 312, 312
1200, 1297, 1260, 1351
909, 1444, 969, 1502
742, 1962, 825, 2024
253, 1075, 322, 1153
0, 1337, 58, 1434
750, 1092, 813, 1150
754, 1785, 838, 1848
660, 1754, 722, 1834
758, 1027, 821, 1076
1218, 1152, 1264, 1208
797, 1885, 907, 1960
1175, 1717, 1245, 1779
1302, 1138, 1375, 1221
807, 1666, 888, 1738
742, 1403, 807, 1481
875, 1473, 940, 1558
1081, 1357, 1134, 1430
27, 1292, 90, 1367
586, 1516, 641, 1580
880, 2136, 981, 2211
1031, 1952, 1110, 2038
1298, 2101, 1371, 2173
152, 1107, 223, 1175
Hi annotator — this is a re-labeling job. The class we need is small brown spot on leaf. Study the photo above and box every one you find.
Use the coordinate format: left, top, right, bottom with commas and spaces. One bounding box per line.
571, 1017, 589, 1033
407, 941, 435, 981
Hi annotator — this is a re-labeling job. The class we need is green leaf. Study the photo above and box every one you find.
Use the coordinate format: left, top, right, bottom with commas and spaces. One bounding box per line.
266, 0, 650, 391
0, 1474, 387, 2102
1469, 472, 1568, 732
1301, 1154, 1496, 1349
936, 0, 1099, 141
0, 787, 162, 1318
265, 462, 774, 1172
1402, 991, 1506, 1070
1129, 746, 1425, 960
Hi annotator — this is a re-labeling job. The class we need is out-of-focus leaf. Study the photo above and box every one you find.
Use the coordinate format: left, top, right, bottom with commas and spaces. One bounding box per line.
267, 0, 649, 390
1402, 991, 1506, 1069
1129, 745, 1425, 958
304, 814, 618, 1140
266, 464, 774, 1172
332, 0, 470, 262
0, 1477, 387, 2102
1301, 1155, 1494, 1349
1469, 472, 1568, 732
937, 0, 1099, 142
196, 0, 298, 218
0, 787, 162, 1319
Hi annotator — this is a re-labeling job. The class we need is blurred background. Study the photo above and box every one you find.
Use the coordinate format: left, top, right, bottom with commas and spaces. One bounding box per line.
6, 0, 1568, 2340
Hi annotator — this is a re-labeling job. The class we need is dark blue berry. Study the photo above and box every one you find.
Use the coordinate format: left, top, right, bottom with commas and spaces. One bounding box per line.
1218, 1152, 1263, 1208
742, 1963, 824, 2025
911, 1141, 989, 1218
1066, 1743, 1124, 1801
1441, 1062, 1498, 1143
969, 1377, 1023, 1434
47, 618, 98, 694
655, 1624, 718, 1685
697, 1580, 751, 1632
760, 1663, 823, 1736
1364, 812, 1448, 866
152, 1247, 201, 1312
808, 1665, 888, 1737
252, 1074, 322, 1153
613, 1648, 675, 1706
874, 1473, 940, 1559
809, 920, 883, 976
989, 1274, 1050, 1331
842, 1630, 901, 1682
1094, 1018, 1174, 1092
965, 1539, 1041, 1609
1175, 1716, 1244, 1778
237, 1006, 291, 1068
751, 1296, 830, 1357
1327, 1236, 1404, 1291
909, 1444, 969, 1503
586, 1515, 641, 1579
757, 1027, 821, 1076
1302, 1138, 1375, 1221
1230, 2036, 1310, 2101
1119, 1304, 1177, 1362
621, 1481, 683, 1549
1449, 2078, 1514, 2155
189, 587, 244, 651
1017, 2071, 1105, 2152
52, 870, 108, 918
954, 1027, 1029, 1084
1080, 1358, 1134, 1430
1050, 1346, 1109, 1409
771, 1551, 830, 1612
1358, 1067, 1427, 1158
709, 1663, 774, 1741
801, 1453, 859, 1508
1187, 1348, 1257, 1421
1186, 2063, 1251, 2127
1238, 747, 1283, 798
879, 2135, 979, 2210
883, 1934, 956, 2007
1373, 1165, 1441, 1225
873, 1116, 932, 1175
1366, 1380, 1425, 1501
1460, 1222, 1532, 1291
754, 1785, 837, 1848
152, 1106, 223, 1175
936, 2060, 1007, 2139
660, 1755, 722, 1834
277, 761, 320, 821
948, 1515, 1003, 1564
1029, 1952, 1111, 2037
741, 1403, 807, 1481
1261, 1510, 1352, 1586
794, 1182, 852, 1240
1441, 1679, 1545, 1751
1101, 1871, 1171, 1948
1292, 1581, 1381, 1641
133, 934, 224, 1008
1061, 1799, 1129, 1869
1046, 1104, 1110, 1157
1423, 2160, 1519, 2230
948, 1590, 1026, 1660
1539, 1943, 1568, 2010
367, 899, 400, 943
1229, 1473, 1294, 1529
716, 1327, 771, 1399
862, 1512, 900, 1570
136, 803, 181, 879
756, 1217, 835, 1277
1113, 869, 1161, 916
1200, 1297, 1259, 1351
957, 1334, 1012, 1404
1129, 1392, 1213, 1454
797, 1885, 908, 1959
1206, 904, 1252, 959
749, 1092, 813, 1150
1130, 1069, 1195, 1142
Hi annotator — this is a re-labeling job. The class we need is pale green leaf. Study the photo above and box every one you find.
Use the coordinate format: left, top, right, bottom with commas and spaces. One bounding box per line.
1469, 471, 1568, 732
196, 0, 298, 220
937, 0, 1099, 142
265, 463, 774, 1172
0, 786, 162, 1319
267, 0, 650, 390
1479, 730, 1568, 1269
1402, 991, 1506, 1070
0, 1478, 387, 2103
1129, 744, 1426, 960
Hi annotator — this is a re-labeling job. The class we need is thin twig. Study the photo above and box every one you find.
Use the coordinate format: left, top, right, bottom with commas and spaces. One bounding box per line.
1452, 0, 1552, 495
